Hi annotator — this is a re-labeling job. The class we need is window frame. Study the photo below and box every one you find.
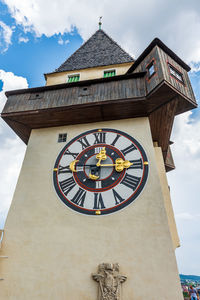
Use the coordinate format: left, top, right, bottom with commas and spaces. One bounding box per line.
167, 62, 184, 85
58, 133, 67, 143
67, 74, 80, 83
146, 59, 156, 80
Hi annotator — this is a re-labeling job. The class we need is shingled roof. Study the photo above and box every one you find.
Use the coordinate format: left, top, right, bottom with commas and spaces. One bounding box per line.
55, 29, 134, 72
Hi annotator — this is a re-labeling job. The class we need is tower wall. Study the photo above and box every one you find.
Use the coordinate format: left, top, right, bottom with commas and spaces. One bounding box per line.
0, 118, 182, 299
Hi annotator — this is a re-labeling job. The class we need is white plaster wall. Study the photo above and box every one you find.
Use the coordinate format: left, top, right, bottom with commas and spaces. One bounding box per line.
0, 118, 183, 299
45, 62, 132, 86
154, 146, 180, 250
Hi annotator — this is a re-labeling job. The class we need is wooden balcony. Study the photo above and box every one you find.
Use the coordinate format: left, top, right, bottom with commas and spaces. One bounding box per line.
1, 39, 197, 171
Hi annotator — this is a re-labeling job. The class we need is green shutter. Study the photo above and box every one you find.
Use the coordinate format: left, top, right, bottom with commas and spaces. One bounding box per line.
68, 75, 80, 83
104, 70, 115, 78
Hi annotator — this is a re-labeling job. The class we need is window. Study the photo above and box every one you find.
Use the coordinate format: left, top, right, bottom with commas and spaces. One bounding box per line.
147, 61, 155, 78
104, 70, 116, 78
58, 133, 67, 143
68, 74, 80, 83
168, 64, 184, 83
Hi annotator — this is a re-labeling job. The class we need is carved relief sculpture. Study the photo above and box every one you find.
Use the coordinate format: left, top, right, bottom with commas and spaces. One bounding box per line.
92, 263, 127, 300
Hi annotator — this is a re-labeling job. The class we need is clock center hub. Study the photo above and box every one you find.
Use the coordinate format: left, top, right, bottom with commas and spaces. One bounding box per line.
84, 154, 114, 180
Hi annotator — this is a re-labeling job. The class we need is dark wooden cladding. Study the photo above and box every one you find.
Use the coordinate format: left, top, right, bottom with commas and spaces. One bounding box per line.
149, 98, 178, 159
3, 77, 146, 114
157, 47, 196, 102
165, 146, 175, 172
2, 75, 196, 148
132, 46, 164, 95
132, 45, 196, 105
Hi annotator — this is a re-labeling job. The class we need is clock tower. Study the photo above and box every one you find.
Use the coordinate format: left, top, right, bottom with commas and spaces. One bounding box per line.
0, 29, 197, 299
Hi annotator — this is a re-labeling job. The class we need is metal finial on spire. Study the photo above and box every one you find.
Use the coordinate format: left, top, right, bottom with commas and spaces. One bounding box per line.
99, 16, 102, 30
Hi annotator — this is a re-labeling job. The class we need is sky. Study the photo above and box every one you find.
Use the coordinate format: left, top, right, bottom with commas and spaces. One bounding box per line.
0, 0, 200, 276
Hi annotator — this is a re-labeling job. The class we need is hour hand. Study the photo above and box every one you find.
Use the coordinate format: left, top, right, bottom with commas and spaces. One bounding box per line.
96, 147, 107, 166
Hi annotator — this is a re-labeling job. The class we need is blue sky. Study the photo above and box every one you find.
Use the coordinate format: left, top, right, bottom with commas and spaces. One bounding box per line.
0, 1, 83, 87
0, 0, 200, 276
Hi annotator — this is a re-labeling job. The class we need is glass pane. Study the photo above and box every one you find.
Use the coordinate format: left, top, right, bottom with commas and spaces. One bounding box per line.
148, 64, 155, 77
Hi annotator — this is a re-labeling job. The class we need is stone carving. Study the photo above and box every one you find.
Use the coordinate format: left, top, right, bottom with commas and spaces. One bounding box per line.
92, 263, 127, 300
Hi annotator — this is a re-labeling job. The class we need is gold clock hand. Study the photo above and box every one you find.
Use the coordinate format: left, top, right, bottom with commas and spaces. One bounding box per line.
89, 173, 99, 180
98, 158, 133, 172
96, 147, 107, 166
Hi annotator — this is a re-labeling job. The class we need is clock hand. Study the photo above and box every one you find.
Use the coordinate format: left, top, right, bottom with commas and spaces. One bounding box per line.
68, 148, 107, 173
89, 165, 100, 180
98, 158, 133, 172
89, 166, 100, 180
69, 160, 99, 172
69, 158, 133, 173
69, 160, 100, 180
96, 147, 107, 167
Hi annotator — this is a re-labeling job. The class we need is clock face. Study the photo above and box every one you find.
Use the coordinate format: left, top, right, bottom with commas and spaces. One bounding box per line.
53, 128, 149, 215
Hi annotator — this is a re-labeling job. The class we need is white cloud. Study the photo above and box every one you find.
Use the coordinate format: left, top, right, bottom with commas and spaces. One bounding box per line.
176, 213, 200, 221
0, 134, 26, 228
189, 62, 200, 73
2, 0, 200, 64
167, 111, 200, 274
0, 70, 28, 111
18, 36, 29, 43
0, 20, 12, 52
0, 70, 28, 228
58, 37, 69, 45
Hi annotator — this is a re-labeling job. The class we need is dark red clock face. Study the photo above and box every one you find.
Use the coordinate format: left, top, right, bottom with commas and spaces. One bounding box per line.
53, 128, 149, 215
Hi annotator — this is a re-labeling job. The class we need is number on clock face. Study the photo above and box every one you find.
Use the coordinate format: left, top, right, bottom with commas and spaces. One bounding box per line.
53, 128, 149, 215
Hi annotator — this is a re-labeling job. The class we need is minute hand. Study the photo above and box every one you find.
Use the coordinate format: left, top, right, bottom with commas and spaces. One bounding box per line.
99, 158, 133, 172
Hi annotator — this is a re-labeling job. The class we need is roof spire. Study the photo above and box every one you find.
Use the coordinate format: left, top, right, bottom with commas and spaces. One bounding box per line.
99, 16, 102, 30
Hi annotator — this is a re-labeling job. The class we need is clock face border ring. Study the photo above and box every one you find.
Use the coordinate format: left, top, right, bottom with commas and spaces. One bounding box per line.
53, 128, 149, 216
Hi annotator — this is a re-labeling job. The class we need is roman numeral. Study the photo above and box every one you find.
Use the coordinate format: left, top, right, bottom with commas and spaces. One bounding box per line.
93, 193, 105, 209
93, 132, 106, 144
121, 173, 141, 190
64, 149, 79, 159
71, 188, 86, 207
111, 134, 121, 146
96, 181, 102, 189
121, 144, 137, 156
112, 189, 125, 205
95, 147, 102, 154
129, 159, 143, 169
77, 136, 90, 150
59, 177, 76, 195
